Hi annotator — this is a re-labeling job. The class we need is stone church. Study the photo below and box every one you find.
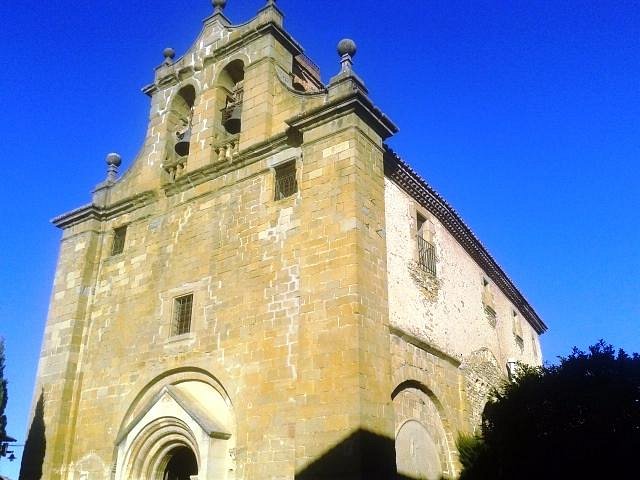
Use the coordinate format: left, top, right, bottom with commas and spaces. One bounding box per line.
25, 1, 546, 479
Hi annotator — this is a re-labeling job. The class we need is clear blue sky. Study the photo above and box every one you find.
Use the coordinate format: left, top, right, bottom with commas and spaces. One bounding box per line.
1, 1, 638, 476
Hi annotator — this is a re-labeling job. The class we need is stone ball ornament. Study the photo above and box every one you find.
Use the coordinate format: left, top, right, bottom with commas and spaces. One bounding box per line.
163, 47, 176, 60
213, 0, 227, 10
337, 38, 357, 58
106, 153, 122, 167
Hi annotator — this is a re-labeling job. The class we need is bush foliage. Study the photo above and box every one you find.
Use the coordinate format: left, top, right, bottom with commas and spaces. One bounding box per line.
458, 341, 640, 479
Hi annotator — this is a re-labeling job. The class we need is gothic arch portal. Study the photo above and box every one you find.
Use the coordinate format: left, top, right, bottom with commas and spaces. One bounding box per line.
123, 416, 200, 479
113, 374, 236, 480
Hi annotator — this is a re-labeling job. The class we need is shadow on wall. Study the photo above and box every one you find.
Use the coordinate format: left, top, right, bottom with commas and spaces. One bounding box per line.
19, 391, 46, 480
294, 429, 443, 480
13, 405, 447, 479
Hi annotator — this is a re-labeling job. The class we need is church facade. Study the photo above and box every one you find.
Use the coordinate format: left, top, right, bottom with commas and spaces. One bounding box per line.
26, 2, 546, 479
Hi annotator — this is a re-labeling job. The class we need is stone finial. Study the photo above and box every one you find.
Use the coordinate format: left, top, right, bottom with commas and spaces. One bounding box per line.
106, 153, 122, 182
337, 39, 357, 58
337, 38, 357, 73
265, 0, 276, 6
163, 47, 176, 65
213, 0, 227, 13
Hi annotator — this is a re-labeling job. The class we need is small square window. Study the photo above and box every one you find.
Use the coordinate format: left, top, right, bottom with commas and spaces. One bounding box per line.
274, 161, 298, 200
111, 226, 127, 256
172, 294, 193, 336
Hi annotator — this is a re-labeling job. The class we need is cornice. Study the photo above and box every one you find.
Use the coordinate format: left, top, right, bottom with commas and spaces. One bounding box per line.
217, 22, 304, 63
51, 203, 100, 229
51, 191, 157, 230
384, 147, 547, 334
286, 89, 398, 140
389, 325, 462, 367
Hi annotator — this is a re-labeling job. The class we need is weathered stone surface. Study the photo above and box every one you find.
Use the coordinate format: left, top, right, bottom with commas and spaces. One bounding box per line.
25, 3, 545, 480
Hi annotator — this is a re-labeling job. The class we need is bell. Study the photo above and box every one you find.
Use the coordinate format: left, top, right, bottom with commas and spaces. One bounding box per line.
223, 104, 242, 134
174, 127, 192, 157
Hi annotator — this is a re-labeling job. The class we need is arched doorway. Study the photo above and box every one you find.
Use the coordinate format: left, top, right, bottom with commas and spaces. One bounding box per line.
163, 446, 198, 480
114, 378, 236, 480
392, 381, 455, 478
396, 420, 442, 479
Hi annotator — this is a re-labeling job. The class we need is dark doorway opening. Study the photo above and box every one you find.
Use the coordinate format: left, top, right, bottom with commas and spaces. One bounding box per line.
163, 446, 198, 480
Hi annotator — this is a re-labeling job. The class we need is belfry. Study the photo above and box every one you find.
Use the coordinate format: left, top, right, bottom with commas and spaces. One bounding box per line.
25, 1, 546, 479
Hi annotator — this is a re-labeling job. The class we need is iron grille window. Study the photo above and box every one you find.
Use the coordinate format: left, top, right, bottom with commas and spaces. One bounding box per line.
111, 226, 127, 256
416, 235, 437, 276
172, 294, 193, 336
274, 162, 298, 200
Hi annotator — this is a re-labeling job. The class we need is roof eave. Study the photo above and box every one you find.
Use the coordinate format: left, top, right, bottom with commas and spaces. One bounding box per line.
383, 146, 547, 334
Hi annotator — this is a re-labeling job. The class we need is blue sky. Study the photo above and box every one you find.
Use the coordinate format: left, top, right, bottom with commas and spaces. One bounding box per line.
0, 1, 638, 476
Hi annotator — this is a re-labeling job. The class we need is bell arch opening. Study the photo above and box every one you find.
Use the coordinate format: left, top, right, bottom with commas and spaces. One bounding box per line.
163, 84, 197, 182
162, 446, 198, 480
217, 60, 245, 135
169, 85, 196, 156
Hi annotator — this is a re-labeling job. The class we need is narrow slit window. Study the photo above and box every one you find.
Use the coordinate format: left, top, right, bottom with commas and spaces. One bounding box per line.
416, 213, 426, 238
274, 161, 298, 200
111, 226, 127, 256
484, 304, 497, 326
482, 277, 497, 325
172, 294, 193, 336
512, 309, 524, 340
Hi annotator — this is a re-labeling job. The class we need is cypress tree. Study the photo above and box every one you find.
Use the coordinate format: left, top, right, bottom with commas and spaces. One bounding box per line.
0, 338, 7, 444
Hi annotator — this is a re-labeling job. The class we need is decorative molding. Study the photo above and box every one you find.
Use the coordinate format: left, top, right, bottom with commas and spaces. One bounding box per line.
287, 89, 398, 140
52, 191, 157, 229
389, 325, 462, 368
115, 385, 231, 446
384, 147, 547, 334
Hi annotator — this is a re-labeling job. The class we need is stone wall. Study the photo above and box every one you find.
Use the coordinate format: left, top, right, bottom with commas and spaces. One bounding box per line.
385, 177, 543, 477
385, 177, 542, 369
54, 148, 306, 479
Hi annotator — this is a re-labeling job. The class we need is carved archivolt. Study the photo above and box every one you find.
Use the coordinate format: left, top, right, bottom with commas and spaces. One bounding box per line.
114, 376, 236, 480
